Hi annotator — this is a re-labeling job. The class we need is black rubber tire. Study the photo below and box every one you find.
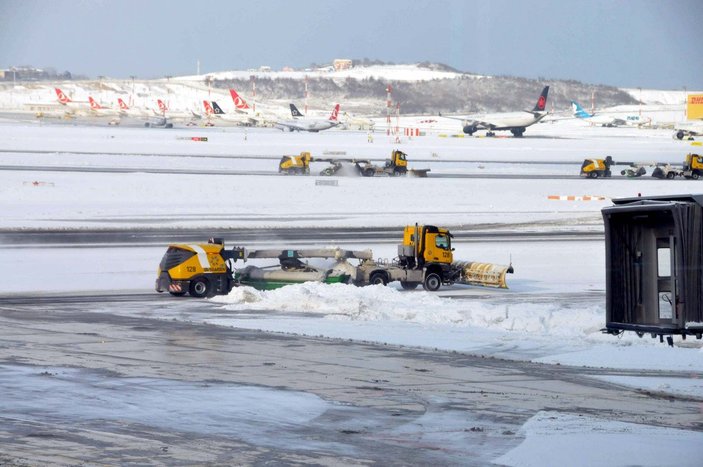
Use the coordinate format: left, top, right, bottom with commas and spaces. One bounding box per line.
364, 168, 375, 177
423, 273, 441, 292
189, 278, 210, 298
588, 171, 598, 179
666, 171, 676, 179
400, 281, 419, 290
369, 272, 388, 286
692, 173, 700, 180
676, 131, 684, 140
169, 290, 186, 297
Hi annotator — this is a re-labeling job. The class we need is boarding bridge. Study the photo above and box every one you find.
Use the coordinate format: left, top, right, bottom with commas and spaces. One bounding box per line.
602, 194, 703, 342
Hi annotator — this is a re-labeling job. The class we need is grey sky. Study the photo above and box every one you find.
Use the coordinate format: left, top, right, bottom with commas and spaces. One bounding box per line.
1, 0, 701, 89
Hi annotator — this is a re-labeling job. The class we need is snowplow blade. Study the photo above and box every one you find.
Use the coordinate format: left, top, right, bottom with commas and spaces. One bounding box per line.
453, 261, 514, 289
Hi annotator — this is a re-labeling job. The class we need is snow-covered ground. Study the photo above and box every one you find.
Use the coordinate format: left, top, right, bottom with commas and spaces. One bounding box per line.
1, 117, 702, 465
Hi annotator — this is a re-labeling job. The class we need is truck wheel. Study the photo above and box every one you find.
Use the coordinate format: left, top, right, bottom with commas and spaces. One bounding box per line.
369, 272, 388, 286
588, 172, 598, 179
692, 173, 700, 180
666, 171, 676, 179
400, 281, 419, 290
189, 278, 210, 298
364, 168, 375, 177
423, 273, 441, 292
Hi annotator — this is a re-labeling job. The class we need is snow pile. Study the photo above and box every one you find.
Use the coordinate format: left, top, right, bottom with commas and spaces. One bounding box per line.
212, 282, 604, 338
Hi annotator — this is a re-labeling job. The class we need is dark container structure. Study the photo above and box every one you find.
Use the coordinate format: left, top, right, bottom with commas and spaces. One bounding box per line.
602, 194, 703, 339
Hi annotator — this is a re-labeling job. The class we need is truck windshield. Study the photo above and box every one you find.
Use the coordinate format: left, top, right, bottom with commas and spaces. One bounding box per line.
435, 235, 450, 249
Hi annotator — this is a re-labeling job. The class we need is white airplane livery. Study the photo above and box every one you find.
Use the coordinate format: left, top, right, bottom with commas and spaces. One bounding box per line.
570, 100, 650, 127
275, 103, 341, 132
449, 86, 550, 137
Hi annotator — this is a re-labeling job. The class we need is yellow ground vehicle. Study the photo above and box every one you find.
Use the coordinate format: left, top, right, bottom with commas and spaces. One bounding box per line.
580, 156, 613, 178
279, 151, 312, 174
350, 224, 513, 291
356, 149, 409, 177
155, 238, 240, 297
156, 225, 513, 297
683, 153, 703, 179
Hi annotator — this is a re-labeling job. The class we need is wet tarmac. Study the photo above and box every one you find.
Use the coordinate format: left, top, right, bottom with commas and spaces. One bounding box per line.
1, 294, 701, 465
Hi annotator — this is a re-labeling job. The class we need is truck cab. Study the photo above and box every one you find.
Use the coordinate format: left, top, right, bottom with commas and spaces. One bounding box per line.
388, 150, 409, 174
683, 153, 703, 179
279, 151, 312, 174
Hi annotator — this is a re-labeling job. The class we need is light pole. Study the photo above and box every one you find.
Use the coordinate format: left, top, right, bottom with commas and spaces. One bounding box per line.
130, 75, 136, 106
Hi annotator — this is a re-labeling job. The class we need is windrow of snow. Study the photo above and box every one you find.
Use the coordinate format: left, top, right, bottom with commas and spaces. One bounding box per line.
212, 282, 604, 338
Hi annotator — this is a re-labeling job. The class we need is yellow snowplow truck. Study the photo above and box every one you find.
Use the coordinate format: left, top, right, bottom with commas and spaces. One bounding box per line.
683, 153, 703, 179
580, 156, 613, 178
348, 224, 513, 291
356, 149, 409, 177
279, 151, 312, 174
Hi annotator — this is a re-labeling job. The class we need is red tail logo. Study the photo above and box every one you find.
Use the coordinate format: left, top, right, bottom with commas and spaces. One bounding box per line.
537, 96, 546, 111
329, 104, 340, 121
118, 98, 129, 110
55, 88, 71, 105
88, 96, 101, 110
203, 100, 214, 115
229, 89, 250, 110
157, 99, 168, 113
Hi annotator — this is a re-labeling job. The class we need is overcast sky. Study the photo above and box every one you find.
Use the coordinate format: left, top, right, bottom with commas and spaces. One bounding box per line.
1, 0, 701, 89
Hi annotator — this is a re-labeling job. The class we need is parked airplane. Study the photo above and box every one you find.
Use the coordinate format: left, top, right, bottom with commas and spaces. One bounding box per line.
570, 100, 649, 127
674, 121, 703, 140
228, 88, 284, 125
275, 104, 341, 132
341, 111, 375, 130
447, 86, 550, 137
209, 101, 252, 125
53, 87, 88, 115
117, 98, 149, 118
154, 99, 201, 121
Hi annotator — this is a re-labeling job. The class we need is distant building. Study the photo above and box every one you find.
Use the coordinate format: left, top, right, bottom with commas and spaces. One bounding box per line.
333, 59, 353, 71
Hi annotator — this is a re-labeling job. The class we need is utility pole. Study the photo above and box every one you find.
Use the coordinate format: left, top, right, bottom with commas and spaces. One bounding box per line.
304, 75, 309, 115
386, 85, 392, 136
129, 75, 135, 107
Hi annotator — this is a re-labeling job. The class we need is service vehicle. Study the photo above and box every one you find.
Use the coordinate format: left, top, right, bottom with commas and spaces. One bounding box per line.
651, 163, 682, 179
155, 225, 513, 297
580, 156, 613, 178
682, 153, 703, 179
278, 151, 312, 174
354, 149, 409, 177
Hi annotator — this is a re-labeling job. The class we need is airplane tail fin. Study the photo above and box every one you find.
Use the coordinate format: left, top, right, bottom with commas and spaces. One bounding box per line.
88, 96, 101, 110
117, 98, 129, 110
203, 100, 215, 115
55, 88, 71, 105
229, 89, 250, 110
571, 100, 593, 118
329, 104, 340, 121
211, 102, 225, 115
290, 104, 304, 117
532, 86, 549, 112
157, 99, 168, 114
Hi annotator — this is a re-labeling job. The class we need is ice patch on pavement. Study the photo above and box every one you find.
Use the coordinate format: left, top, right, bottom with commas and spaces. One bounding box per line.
494, 410, 703, 467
